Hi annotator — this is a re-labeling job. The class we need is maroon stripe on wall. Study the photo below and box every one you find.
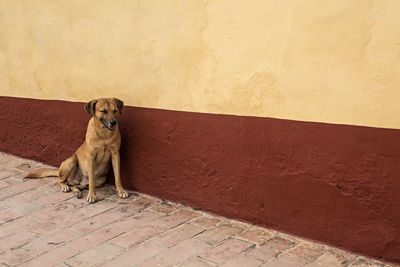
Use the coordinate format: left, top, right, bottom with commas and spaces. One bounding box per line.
0, 96, 399, 263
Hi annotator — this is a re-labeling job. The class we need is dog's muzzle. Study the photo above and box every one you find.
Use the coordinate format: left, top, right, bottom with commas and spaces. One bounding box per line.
100, 118, 117, 131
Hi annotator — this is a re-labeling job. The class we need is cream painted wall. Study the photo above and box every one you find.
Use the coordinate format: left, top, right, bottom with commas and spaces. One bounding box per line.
1, 0, 400, 128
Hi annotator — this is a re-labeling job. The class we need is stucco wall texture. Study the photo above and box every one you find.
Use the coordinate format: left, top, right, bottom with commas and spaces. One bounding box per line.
1, 97, 400, 263
1, 0, 400, 129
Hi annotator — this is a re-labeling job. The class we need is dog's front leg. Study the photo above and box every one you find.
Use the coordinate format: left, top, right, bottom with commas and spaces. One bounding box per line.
87, 157, 97, 203
111, 149, 128, 198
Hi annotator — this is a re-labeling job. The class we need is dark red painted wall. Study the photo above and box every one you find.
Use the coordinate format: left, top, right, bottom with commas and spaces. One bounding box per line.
1, 96, 399, 263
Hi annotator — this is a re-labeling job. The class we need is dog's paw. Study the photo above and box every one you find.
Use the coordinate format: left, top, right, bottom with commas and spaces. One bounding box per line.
87, 192, 97, 203
117, 189, 129, 199
73, 190, 82, 199
60, 184, 70, 192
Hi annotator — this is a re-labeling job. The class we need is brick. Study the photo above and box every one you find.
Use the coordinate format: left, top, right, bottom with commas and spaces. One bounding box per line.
0, 179, 44, 200
148, 210, 199, 231
70, 199, 117, 217
6, 158, 48, 172
108, 240, 166, 266
9, 201, 44, 216
30, 217, 76, 237
70, 206, 130, 234
2, 189, 44, 206
24, 188, 50, 199
0, 216, 40, 237
150, 204, 177, 214
0, 230, 37, 253
98, 186, 140, 203
15, 162, 32, 171
0, 152, 12, 164
194, 223, 244, 245
328, 247, 359, 265
0, 193, 44, 219
289, 243, 325, 261
96, 262, 117, 267
111, 201, 144, 217
276, 232, 306, 244
0, 169, 22, 179
65, 243, 124, 267
23, 229, 81, 255
155, 238, 212, 266
99, 196, 152, 215
108, 210, 162, 233
262, 253, 309, 266
231, 221, 254, 231
247, 237, 294, 262
238, 228, 273, 244
0, 209, 22, 223
137, 259, 169, 267
30, 201, 84, 221
348, 259, 385, 267
16, 162, 45, 172
36, 191, 74, 205
199, 238, 254, 264
0, 248, 34, 265
180, 258, 215, 267
67, 226, 124, 252
0, 177, 20, 189
127, 195, 159, 210
1, 157, 30, 169
59, 196, 92, 210
221, 253, 263, 267
18, 245, 78, 267
191, 216, 221, 228
30, 202, 116, 236
155, 223, 204, 247
37, 182, 61, 193
110, 224, 165, 248
306, 252, 343, 266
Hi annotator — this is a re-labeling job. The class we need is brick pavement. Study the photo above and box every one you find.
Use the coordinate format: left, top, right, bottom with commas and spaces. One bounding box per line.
0, 152, 396, 267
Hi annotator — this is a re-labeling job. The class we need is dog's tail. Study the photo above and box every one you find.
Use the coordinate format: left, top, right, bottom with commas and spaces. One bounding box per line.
25, 169, 59, 179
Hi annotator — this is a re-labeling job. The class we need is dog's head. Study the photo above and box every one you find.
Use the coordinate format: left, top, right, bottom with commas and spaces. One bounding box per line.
84, 98, 123, 131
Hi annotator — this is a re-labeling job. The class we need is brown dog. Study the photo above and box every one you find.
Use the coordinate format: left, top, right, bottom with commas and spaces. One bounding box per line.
25, 98, 128, 203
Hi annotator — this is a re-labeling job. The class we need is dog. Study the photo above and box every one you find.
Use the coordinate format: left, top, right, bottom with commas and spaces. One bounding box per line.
25, 98, 128, 203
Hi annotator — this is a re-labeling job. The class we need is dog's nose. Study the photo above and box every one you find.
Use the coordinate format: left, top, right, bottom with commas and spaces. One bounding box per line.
110, 120, 117, 126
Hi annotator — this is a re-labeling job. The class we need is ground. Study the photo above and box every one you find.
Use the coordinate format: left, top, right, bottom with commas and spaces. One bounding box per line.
0, 152, 396, 267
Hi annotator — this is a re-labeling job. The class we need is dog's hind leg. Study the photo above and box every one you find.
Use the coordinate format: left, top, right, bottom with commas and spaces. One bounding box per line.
57, 155, 78, 193
70, 184, 87, 199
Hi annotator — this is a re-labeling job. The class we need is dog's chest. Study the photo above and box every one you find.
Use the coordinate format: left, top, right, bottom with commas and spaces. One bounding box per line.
93, 145, 112, 163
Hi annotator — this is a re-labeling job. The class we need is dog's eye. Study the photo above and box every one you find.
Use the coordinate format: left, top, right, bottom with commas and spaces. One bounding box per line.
113, 109, 117, 113
101, 110, 107, 113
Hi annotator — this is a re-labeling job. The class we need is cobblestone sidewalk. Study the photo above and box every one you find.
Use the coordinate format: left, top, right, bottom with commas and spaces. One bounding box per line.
0, 152, 396, 266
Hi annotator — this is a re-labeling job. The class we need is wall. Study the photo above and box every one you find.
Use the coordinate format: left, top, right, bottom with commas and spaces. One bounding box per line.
1, 0, 400, 128
1, 0, 400, 263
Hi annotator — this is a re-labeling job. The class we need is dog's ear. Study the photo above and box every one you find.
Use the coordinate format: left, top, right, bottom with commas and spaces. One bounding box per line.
84, 100, 97, 116
114, 98, 123, 114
